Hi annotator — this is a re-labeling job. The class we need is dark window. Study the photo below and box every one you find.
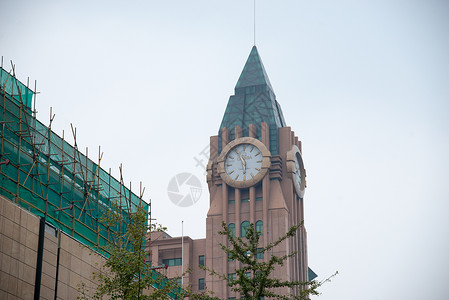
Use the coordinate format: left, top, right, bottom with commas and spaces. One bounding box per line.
162, 258, 182, 267
255, 220, 263, 236
228, 223, 235, 237
228, 187, 235, 204
241, 221, 250, 238
198, 278, 205, 290
256, 196, 263, 201
241, 198, 250, 203
199, 255, 205, 267
256, 248, 264, 259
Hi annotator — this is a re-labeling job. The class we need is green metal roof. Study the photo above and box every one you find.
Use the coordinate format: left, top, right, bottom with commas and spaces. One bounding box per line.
219, 46, 286, 155
308, 267, 318, 281
235, 46, 274, 92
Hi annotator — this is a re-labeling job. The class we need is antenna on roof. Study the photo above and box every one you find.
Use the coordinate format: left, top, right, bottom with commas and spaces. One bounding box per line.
253, 0, 256, 45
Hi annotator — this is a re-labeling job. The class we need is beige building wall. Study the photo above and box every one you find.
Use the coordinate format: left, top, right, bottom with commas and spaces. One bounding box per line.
148, 231, 207, 294
0, 195, 105, 300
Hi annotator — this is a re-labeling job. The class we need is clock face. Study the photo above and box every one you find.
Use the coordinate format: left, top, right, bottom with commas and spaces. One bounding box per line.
217, 137, 271, 188
286, 145, 305, 198
293, 152, 302, 188
224, 143, 263, 182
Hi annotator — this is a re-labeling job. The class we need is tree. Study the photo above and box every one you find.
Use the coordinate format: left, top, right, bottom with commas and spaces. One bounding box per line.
202, 221, 336, 300
78, 203, 335, 300
78, 202, 185, 300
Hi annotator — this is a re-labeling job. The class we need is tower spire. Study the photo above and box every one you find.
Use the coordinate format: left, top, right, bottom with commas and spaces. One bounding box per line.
254, 0, 256, 46
235, 46, 273, 92
219, 47, 286, 155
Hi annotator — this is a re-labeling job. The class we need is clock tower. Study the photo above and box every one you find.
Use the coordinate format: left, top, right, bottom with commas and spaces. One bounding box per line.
205, 46, 309, 298
149, 46, 311, 297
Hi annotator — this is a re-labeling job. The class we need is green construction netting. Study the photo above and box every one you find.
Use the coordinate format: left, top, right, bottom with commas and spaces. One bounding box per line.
0, 67, 33, 112
0, 75, 149, 256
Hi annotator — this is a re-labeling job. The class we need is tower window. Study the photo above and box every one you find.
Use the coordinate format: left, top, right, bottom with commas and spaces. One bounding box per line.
228, 223, 235, 237
256, 248, 264, 259
199, 255, 205, 267
198, 278, 205, 290
241, 221, 250, 238
255, 220, 263, 236
228, 187, 235, 204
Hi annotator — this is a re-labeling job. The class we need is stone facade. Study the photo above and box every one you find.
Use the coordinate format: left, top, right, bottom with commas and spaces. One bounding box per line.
0, 195, 105, 300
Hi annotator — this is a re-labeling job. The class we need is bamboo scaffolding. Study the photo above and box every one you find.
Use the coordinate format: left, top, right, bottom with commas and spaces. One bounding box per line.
0, 62, 150, 256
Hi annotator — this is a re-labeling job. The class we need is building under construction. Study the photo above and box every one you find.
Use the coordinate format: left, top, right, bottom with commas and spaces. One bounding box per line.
0, 62, 150, 299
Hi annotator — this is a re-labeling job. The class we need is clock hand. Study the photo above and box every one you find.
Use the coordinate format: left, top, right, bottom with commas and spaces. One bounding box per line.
239, 154, 247, 174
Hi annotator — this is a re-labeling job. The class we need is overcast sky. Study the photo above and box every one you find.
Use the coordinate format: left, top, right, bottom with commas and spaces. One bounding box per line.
1, 1, 448, 299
